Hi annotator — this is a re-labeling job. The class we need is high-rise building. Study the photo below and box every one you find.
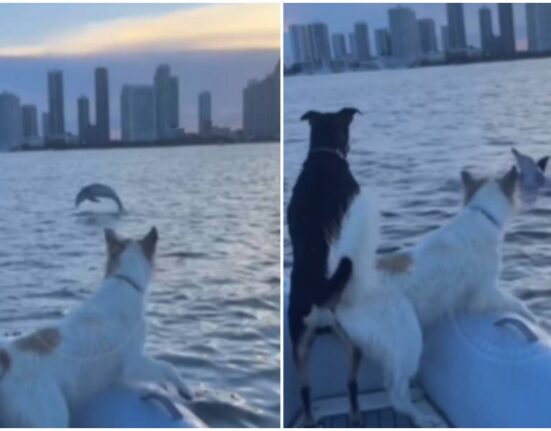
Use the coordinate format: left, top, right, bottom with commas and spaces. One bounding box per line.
526, 3, 551, 52
154, 64, 179, 139
21, 104, 39, 141
479, 6, 494, 56
42, 112, 49, 140
243, 63, 280, 139
441, 25, 450, 52
389, 6, 421, 64
47, 70, 65, 139
289, 24, 314, 65
198, 91, 212, 136
0, 92, 22, 150
95, 67, 110, 143
78, 95, 91, 144
446, 4, 467, 51
121, 85, 156, 142
498, 3, 516, 57
332, 33, 347, 60
375, 29, 392, 57
418, 18, 438, 53
307, 23, 332, 68
354, 22, 371, 61
348, 33, 358, 59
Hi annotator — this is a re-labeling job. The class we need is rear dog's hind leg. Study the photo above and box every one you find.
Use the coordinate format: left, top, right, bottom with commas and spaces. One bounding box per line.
294, 329, 316, 427
388, 377, 445, 428
334, 323, 362, 426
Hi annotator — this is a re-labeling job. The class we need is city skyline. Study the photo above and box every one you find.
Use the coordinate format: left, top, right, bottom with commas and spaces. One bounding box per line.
0, 4, 279, 137
284, 3, 530, 63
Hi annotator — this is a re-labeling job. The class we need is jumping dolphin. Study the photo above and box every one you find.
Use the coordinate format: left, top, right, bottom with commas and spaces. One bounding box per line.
512, 148, 549, 190
75, 183, 124, 213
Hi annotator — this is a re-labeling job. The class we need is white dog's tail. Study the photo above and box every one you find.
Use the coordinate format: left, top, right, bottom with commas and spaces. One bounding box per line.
328, 189, 380, 302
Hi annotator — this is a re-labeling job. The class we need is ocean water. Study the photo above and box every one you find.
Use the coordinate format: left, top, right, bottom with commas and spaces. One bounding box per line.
0, 143, 280, 428
284, 58, 551, 328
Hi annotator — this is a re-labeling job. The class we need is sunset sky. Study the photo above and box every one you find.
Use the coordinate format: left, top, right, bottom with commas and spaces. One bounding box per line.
0, 3, 280, 136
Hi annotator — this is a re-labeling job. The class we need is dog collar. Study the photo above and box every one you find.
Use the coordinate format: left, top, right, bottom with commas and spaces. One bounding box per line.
470, 205, 500, 228
113, 274, 144, 293
309, 147, 346, 160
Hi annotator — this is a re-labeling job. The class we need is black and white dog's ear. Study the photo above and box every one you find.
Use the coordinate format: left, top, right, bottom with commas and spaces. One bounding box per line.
538, 156, 549, 172
338, 107, 362, 125
300, 110, 321, 122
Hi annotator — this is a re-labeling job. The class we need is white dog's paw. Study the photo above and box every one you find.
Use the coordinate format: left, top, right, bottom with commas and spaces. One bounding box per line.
177, 385, 193, 401
414, 412, 447, 428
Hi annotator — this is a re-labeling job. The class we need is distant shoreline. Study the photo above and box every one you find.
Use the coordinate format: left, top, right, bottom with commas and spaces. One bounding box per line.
284, 50, 551, 77
7, 138, 279, 153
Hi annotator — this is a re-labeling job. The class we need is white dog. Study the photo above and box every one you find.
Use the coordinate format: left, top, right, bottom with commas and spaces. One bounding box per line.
0, 227, 192, 427
330, 167, 538, 427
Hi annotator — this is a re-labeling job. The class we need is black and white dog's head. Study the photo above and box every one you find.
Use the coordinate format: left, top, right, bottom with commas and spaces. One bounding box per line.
301, 108, 361, 158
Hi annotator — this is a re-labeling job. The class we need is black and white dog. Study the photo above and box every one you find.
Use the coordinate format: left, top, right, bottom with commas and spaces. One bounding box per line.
287, 108, 363, 425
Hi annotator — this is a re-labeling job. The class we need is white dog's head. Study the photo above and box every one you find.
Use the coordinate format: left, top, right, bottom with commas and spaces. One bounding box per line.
104, 227, 158, 288
460, 167, 518, 226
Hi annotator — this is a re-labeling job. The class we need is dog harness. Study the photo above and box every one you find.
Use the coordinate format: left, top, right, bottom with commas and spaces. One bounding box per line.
113, 274, 144, 293
470, 205, 500, 228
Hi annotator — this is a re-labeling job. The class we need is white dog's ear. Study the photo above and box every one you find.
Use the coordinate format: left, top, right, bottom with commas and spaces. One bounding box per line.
499, 166, 518, 201
140, 227, 158, 262
460, 170, 475, 187
104, 228, 124, 256
538, 156, 549, 172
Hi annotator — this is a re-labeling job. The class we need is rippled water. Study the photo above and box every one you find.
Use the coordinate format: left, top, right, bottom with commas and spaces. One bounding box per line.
284, 58, 551, 328
0, 144, 280, 428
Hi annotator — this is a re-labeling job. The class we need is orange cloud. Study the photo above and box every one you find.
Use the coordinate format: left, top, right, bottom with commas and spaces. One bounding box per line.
0, 4, 280, 57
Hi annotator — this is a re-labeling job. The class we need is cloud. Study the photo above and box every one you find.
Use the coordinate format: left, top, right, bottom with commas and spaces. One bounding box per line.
0, 4, 280, 57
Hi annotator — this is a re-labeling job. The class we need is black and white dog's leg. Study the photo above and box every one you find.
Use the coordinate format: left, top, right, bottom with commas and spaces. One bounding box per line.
334, 323, 362, 426
294, 329, 317, 427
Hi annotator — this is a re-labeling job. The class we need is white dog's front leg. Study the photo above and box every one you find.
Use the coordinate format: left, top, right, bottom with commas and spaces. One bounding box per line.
124, 355, 193, 400
469, 288, 540, 325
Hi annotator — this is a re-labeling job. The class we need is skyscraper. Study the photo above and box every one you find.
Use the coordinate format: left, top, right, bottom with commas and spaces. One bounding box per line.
479, 6, 494, 57
243, 63, 280, 139
441, 25, 450, 52
418, 18, 438, 53
42, 113, 49, 140
331, 33, 347, 60
446, 4, 467, 51
348, 33, 358, 59
375, 29, 392, 57
95, 67, 110, 143
389, 6, 421, 64
0, 92, 22, 150
307, 23, 332, 68
526, 3, 551, 52
21, 104, 39, 146
498, 3, 516, 57
289, 24, 314, 65
154, 64, 179, 140
354, 22, 371, 61
121, 85, 156, 142
78, 95, 91, 144
198, 91, 212, 136
47, 70, 65, 139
